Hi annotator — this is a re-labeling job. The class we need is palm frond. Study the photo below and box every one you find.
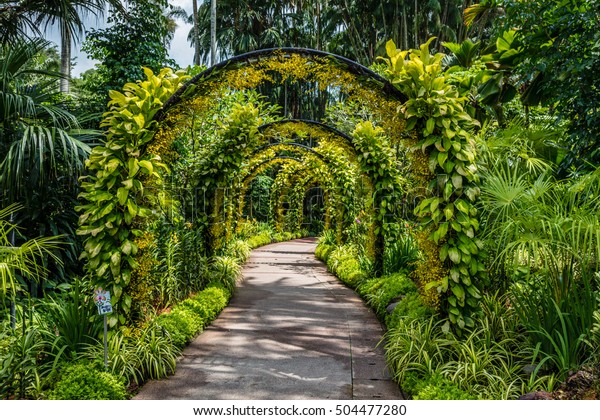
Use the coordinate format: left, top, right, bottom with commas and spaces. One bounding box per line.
0, 205, 65, 296
0, 125, 90, 196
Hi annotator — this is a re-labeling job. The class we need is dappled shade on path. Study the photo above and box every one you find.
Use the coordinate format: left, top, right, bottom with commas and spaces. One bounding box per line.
134, 238, 402, 400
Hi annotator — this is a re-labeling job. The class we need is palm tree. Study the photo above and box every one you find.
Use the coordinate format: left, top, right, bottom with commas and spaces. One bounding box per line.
163, 4, 189, 47
0, 0, 127, 93
463, 0, 505, 40
0, 38, 92, 203
0, 203, 63, 295
181, 1, 472, 65
192, 0, 200, 65
210, 0, 216, 66
0, 1, 39, 43
40, 0, 128, 93
0, 38, 94, 282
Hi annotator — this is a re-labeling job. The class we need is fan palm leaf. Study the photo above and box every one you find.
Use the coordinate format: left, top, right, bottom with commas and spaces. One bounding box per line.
0, 203, 64, 297
0, 38, 94, 202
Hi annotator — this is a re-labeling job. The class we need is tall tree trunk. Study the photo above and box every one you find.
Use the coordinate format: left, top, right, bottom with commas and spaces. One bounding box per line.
60, 22, 71, 93
316, 0, 321, 50
414, 0, 418, 47
402, 3, 408, 50
192, 0, 200, 66
380, 0, 388, 42
393, 0, 399, 47
341, 0, 368, 64
210, 0, 217, 66
437, 0, 449, 49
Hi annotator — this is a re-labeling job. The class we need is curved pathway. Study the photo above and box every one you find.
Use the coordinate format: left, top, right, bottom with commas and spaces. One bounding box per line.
135, 238, 402, 400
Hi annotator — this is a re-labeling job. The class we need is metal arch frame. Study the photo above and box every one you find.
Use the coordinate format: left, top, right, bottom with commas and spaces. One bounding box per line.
239, 155, 326, 229
156, 47, 407, 122
240, 144, 334, 187
257, 119, 355, 150
241, 155, 304, 185
253, 141, 328, 162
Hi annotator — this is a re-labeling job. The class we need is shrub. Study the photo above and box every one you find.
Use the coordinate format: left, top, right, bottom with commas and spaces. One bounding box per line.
40, 281, 102, 362
315, 243, 332, 261
344, 269, 369, 288
402, 370, 477, 400
235, 219, 263, 239
387, 292, 435, 328
247, 232, 272, 248
227, 239, 251, 262
0, 328, 45, 399
155, 308, 198, 349
336, 258, 367, 288
154, 284, 230, 350
412, 374, 477, 400
179, 299, 212, 324
48, 362, 127, 400
134, 323, 178, 380
325, 245, 347, 273
318, 229, 337, 246
511, 274, 597, 376
192, 285, 230, 322
81, 283, 231, 388
320, 243, 371, 288
321, 245, 335, 262
272, 232, 285, 242
83, 331, 141, 385
326, 244, 359, 274
385, 317, 447, 386
385, 294, 558, 399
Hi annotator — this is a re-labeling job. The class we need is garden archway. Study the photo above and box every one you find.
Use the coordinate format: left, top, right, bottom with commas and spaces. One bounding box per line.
78, 43, 485, 331
149, 48, 412, 272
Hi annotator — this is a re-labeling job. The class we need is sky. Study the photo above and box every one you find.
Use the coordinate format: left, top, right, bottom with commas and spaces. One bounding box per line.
46, 0, 195, 77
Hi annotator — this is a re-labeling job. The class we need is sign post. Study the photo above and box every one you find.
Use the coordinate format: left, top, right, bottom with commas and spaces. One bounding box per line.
93, 288, 113, 370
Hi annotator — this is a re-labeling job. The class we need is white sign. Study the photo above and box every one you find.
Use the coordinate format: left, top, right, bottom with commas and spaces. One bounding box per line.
94, 288, 113, 315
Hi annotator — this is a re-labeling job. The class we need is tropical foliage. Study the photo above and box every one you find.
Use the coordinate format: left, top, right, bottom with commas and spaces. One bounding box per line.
185, 0, 477, 65
82, 0, 178, 104
0, 38, 93, 283
76, 67, 189, 325
1, 0, 599, 402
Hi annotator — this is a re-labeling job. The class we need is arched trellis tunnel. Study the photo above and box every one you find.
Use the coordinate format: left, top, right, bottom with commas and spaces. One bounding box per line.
150, 48, 411, 273
78, 45, 485, 331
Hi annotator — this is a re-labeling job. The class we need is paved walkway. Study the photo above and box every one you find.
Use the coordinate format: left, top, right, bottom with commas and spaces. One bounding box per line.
134, 238, 403, 400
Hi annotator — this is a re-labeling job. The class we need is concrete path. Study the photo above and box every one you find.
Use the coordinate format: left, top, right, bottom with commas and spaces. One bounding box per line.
134, 238, 403, 400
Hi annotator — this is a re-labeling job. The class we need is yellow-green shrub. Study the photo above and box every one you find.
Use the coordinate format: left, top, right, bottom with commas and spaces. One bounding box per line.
154, 284, 230, 350
48, 362, 127, 400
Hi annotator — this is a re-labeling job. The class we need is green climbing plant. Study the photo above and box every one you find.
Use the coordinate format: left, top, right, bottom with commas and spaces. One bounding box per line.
76, 68, 190, 326
352, 121, 404, 274
187, 102, 266, 251
381, 38, 485, 331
